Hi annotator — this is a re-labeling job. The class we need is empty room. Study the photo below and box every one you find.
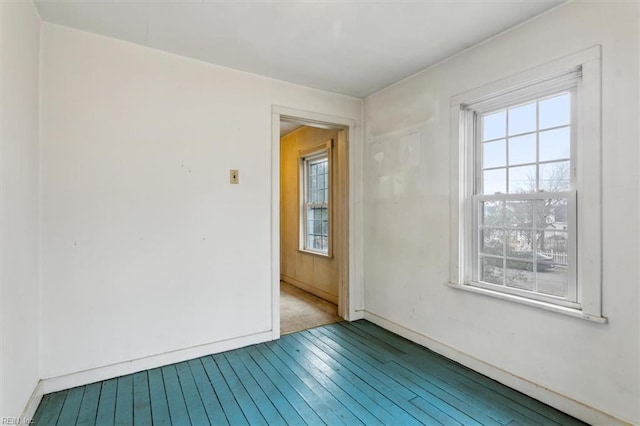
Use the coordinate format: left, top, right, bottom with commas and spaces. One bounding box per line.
1, 0, 638, 425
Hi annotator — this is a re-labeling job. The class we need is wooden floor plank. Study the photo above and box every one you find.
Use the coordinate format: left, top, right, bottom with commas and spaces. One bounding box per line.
311, 325, 388, 366
175, 361, 211, 425
32, 321, 586, 426
224, 349, 290, 425
187, 359, 229, 426
402, 353, 559, 425
303, 328, 417, 400
331, 322, 538, 424
115, 375, 134, 425
336, 321, 408, 356
387, 360, 516, 425
270, 339, 382, 425
56, 386, 85, 425
200, 356, 249, 425
32, 394, 52, 425
35, 390, 67, 426
310, 327, 503, 426
410, 396, 466, 426
287, 332, 424, 425
132, 371, 152, 426
161, 364, 191, 425
318, 324, 393, 364
238, 350, 312, 424
254, 343, 355, 425
353, 320, 582, 426
148, 367, 171, 426
245, 344, 335, 425
212, 353, 267, 425
76, 382, 102, 426
95, 379, 117, 425
296, 331, 437, 424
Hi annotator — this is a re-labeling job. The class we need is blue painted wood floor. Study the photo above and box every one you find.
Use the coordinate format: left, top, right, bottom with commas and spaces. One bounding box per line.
33, 320, 586, 425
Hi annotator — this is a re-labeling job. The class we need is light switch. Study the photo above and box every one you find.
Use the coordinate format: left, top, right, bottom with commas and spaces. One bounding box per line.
230, 169, 239, 184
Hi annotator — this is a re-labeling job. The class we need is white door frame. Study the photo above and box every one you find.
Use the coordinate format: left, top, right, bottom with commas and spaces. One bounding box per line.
271, 105, 363, 339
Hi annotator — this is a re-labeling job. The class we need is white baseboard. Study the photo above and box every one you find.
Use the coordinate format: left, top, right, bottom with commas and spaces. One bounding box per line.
21, 381, 44, 422
363, 311, 627, 426
281, 275, 338, 304
348, 309, 365, 321
41, 330, 273, 394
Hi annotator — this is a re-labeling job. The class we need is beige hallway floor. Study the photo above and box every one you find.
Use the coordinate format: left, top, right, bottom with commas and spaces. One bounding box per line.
280, 281, 342, 335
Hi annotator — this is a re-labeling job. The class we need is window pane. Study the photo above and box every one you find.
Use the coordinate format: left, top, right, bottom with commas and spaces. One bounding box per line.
483, 169, 506, 194
482, 111, 506, 141
540, 231, 568, 265
480, 256, 504, 285
505, 200, 533, 228
508, 102, 536, 136
508, 134, 536, 166
536, 198, 568, 237
539, 127, 570, 162
508, 165, 536, 193
535, 231, 567, 297
483, 139, 506, 169
539, 161, 570, 192
537, 267, 568, 298
506, 230, 533, 258
505, 240, 535, 291
480, 228, 504, 256
505, 263, 535, 291
481, 200, 503, 227
539, 93, 570, 130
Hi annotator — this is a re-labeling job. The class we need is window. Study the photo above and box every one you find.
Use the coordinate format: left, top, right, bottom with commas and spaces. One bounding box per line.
474, 90, 577, 307
450, 47, 605, 322
300, 142, 331, 255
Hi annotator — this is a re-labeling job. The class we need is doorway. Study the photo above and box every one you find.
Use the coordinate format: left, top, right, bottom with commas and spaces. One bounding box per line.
272, 109, 351, 337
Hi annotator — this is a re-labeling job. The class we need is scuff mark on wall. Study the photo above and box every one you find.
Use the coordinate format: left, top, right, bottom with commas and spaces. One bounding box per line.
368, 131, 422, 199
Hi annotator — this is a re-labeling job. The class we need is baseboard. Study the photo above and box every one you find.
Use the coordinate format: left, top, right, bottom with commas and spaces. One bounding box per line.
281, 275, 338, 304
363, 311, 628, 426
41, 330, 273, 395
21, 381, 44, 422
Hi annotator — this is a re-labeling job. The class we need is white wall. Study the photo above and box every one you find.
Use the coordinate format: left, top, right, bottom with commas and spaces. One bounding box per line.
39, 23, 361, 379
363, 2, 639, 424
0, 0, 41, 418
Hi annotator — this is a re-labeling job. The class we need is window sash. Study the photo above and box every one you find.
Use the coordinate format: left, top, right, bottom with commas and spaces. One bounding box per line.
471, 191, 578, 308
467, 85, 578, 308
300, 146, 331, 255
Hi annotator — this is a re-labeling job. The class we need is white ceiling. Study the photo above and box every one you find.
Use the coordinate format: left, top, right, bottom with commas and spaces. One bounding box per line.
35, 0, 565, 98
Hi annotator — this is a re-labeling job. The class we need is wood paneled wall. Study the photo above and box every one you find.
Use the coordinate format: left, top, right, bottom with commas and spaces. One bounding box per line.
280, 126, 345, 304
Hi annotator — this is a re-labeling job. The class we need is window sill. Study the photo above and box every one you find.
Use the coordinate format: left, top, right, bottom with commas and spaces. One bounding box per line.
445, 282, 607, 324
297, 249, 333, 259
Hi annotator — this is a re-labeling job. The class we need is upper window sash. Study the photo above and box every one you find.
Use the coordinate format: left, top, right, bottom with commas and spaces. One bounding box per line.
460, 66, 582, 114
473, 87, 577, 197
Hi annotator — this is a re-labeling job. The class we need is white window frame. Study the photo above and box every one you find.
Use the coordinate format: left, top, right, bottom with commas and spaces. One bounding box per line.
299, 141, 332, 257
448, 46, 606, 323
472, 85, 578, 308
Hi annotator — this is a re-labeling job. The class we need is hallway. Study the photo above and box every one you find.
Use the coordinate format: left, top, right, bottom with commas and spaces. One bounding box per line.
280, 281, 341, 335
